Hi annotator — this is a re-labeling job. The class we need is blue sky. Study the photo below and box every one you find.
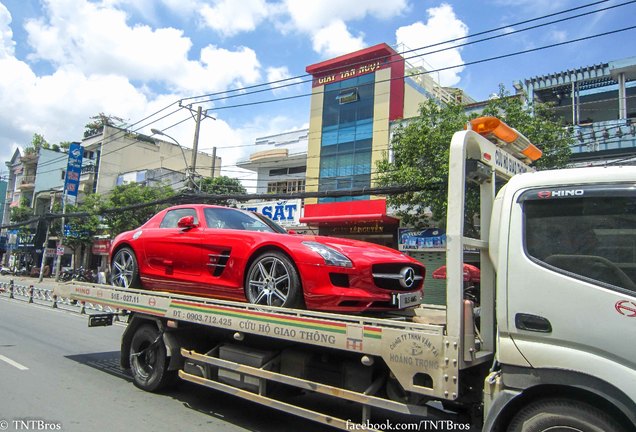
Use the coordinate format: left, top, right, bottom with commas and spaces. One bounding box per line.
1, 0, 634, 185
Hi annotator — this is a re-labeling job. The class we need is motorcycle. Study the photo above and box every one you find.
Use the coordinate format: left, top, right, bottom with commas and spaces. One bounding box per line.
0, 266, 12, 275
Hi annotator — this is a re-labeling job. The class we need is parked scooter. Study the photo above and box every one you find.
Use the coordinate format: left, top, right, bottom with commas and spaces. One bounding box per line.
0, 266, 12, 275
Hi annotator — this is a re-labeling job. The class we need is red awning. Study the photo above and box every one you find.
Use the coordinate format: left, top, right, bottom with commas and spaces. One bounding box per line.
300, 199, 399, 226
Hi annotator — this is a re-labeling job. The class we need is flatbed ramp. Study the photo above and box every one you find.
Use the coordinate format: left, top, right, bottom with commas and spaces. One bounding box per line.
53, 282, 463, 428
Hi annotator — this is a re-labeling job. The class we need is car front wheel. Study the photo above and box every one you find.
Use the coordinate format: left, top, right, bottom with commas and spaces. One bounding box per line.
245, 251, 304, 308
112, 247, 140, 288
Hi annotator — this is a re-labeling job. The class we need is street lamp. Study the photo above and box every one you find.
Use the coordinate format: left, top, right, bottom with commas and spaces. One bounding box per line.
150, 128, 193, 190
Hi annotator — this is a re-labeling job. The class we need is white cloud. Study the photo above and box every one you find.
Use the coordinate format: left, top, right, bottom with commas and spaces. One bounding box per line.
395, 3, 468, 87
279, 0, 408, 56
282, 0, 408, 32
0, 2, 15, 58
548, 29, 568, 43
199, 0, 270, 37
491, 0, 570, 12
0, 0, 265, 176
266, 66, 302, 94
176, 45, 262, 94
312, 21, 366, 58
24, 0, 262, 94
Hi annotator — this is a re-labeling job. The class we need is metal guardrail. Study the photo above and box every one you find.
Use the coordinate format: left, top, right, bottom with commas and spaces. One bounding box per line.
0, 279, 123, 319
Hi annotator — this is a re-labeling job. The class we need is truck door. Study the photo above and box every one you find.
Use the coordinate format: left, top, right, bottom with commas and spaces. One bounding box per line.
505, 185, 636, 386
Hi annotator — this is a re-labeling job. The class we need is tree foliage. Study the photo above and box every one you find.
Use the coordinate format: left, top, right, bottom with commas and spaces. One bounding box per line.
10, 205, 34, 224
62, 194, 103, 251
84, 112, 126, 138
199, 176, 247, 206
102, 183, 175, 235
376, 86, 573, 230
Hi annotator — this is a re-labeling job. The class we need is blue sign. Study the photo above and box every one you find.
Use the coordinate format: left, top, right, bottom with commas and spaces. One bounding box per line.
398, 228, 446, 251
64, 142, 83, 199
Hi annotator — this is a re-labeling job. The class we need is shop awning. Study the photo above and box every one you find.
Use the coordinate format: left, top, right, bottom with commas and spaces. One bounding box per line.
300, 199, 399, 225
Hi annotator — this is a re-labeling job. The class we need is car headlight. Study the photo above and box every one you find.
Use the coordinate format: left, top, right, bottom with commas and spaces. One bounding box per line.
302, 241, 352, 268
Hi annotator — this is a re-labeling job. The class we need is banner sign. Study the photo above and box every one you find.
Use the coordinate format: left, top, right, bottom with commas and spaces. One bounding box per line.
64, 142, 83, 201
240, 199, 302, 227
398, 228, 446, 251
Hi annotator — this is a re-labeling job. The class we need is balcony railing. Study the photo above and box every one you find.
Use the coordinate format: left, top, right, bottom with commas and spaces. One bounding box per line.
572, 119, 636, 154
19, 175, 36, 189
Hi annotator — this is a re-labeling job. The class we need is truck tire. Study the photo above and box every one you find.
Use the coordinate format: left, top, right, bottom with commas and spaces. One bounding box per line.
129, 324, 177, 392
508, 398, 626, 432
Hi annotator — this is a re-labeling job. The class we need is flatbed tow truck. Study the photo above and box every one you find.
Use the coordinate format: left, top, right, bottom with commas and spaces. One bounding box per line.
53, 118, 636, 431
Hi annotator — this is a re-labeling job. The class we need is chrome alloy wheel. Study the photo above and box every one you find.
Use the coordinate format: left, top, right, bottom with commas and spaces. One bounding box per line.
246, 256, 291, 307
112, 249, 136, 288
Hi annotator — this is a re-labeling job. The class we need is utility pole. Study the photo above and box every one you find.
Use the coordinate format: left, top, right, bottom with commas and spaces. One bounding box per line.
211, 146, 217, 179
37, 192, 55, 283
190, 106, 202, 190
54, 191, 67, 282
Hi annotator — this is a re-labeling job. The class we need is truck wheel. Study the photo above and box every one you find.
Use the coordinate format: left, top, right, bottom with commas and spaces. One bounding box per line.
112, 247, 140, 288
508, 398, 625, 432
129, 324, 177, 392
245, 251, 304, 308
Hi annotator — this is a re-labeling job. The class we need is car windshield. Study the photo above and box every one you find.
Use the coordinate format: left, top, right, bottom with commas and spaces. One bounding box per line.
204, 207, 281, 233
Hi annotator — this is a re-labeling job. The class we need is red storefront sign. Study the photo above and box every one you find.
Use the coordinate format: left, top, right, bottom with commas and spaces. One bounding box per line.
300, 199, 399, 226
92, 239, 112, 255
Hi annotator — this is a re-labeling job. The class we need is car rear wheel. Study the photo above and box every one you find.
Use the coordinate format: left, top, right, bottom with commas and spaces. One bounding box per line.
245, 251, 304, 308
112, 247, 140, 288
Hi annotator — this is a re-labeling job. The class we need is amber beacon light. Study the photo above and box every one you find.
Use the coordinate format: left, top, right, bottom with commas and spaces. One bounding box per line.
467, 116, 543, 163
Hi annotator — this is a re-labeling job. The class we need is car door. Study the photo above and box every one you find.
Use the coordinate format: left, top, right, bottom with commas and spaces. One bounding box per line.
142, 207, 202, 292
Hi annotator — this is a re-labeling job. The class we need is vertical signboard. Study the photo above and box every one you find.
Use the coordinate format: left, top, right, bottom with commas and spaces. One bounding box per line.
64, 142, 83, 204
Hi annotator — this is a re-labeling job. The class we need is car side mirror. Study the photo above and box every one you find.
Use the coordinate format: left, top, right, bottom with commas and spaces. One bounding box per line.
177, 216, 197, 229
287, 229, 297, 235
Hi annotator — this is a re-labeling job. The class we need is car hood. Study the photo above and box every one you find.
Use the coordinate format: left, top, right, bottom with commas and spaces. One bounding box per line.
296, 234, 415, 262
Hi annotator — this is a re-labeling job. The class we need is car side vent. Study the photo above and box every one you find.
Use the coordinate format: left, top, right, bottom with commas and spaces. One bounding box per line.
208, 250, 231, 276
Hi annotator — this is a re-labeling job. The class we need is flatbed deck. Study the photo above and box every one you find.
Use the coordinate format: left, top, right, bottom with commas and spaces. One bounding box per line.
54, 281, 460, 401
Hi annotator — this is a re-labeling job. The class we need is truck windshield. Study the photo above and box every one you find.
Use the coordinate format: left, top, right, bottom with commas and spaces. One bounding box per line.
524, 191, 636, 293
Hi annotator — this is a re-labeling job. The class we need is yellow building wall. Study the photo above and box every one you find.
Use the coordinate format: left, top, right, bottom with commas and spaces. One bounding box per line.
403, 81, 428, 119
370, 68, 391, 193
305, 85, 324, 205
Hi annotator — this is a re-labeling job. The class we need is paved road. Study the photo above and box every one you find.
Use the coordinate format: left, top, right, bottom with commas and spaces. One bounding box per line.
0, 292, 334, 432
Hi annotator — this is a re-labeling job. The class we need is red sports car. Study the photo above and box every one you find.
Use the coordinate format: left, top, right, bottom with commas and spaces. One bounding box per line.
109, 204, 425, 312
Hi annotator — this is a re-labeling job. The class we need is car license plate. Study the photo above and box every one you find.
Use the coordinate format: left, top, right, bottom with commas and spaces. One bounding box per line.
393, 291, 422, 309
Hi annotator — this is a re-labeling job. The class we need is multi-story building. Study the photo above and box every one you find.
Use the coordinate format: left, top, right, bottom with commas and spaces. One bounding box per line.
300, 43, 456, 247
237, 129, 308, 194
80, 125, 221, 196
514, 56, 636, 166
237, 129, 309, 231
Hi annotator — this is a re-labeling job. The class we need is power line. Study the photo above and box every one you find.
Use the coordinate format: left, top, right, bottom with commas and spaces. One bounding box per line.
17, 3, 635, 177
180, 0, 618, 104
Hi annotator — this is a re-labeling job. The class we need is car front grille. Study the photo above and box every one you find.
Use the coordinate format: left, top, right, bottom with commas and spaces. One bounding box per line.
372, 263, 424, 291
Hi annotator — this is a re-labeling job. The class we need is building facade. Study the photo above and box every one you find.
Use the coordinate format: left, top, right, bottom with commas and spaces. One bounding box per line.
300, 43, 452, 246
81, 125, 222, 196
515, 56, 636, 166
237, 129, 310, 232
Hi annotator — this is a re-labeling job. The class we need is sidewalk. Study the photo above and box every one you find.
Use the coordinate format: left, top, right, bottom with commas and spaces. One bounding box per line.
0, 274, 61, 290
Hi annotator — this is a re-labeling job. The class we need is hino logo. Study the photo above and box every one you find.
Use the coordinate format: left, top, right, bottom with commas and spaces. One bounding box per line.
537, 189, 584, 198
615, 300, 636, 317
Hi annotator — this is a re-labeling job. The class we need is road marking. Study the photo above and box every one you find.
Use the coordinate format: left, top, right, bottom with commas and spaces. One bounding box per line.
0, 354, 29, 371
